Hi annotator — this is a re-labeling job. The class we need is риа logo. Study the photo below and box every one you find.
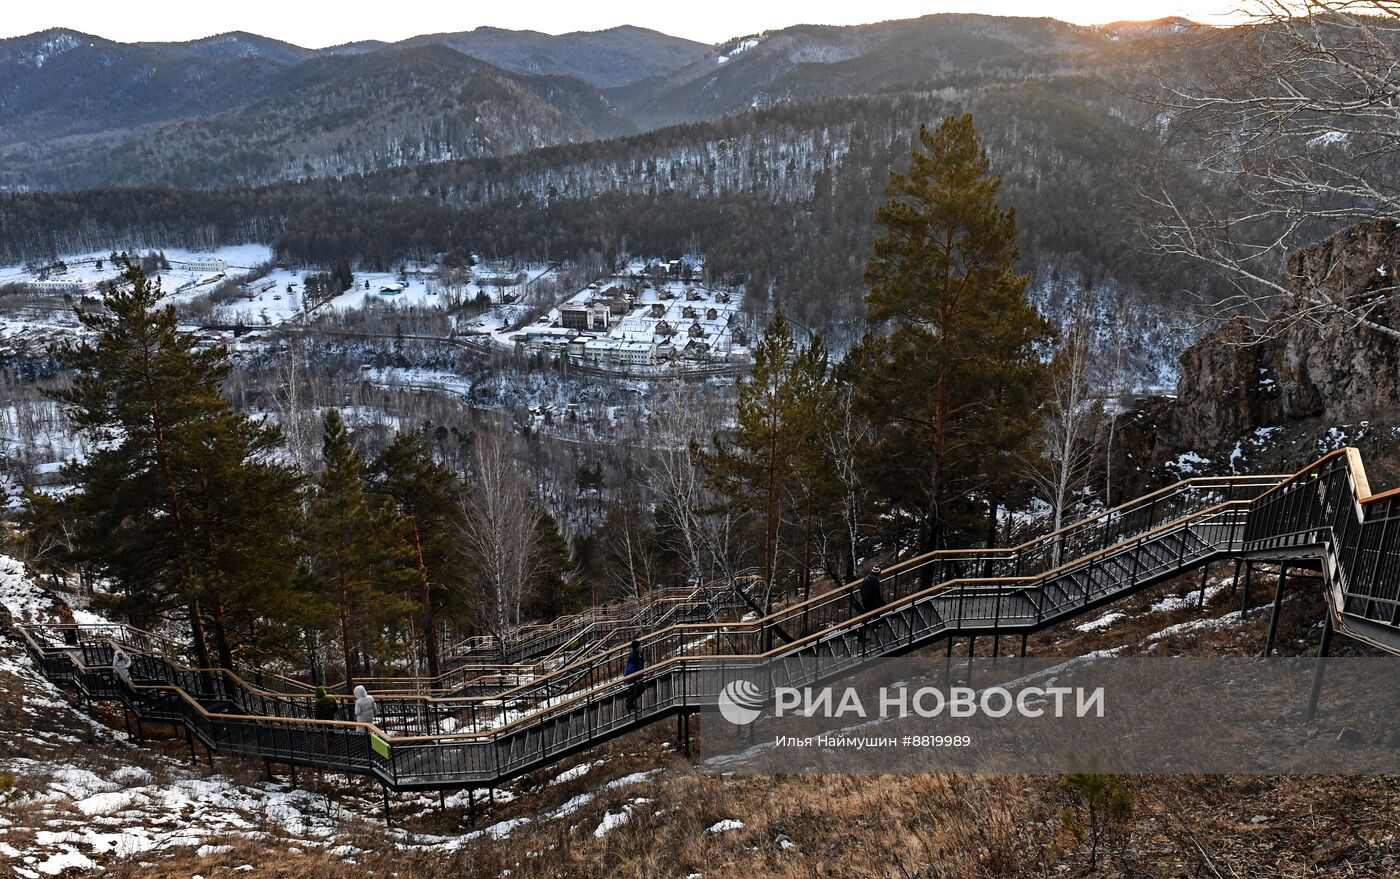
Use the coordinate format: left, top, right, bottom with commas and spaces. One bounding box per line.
717, 680, 764, 726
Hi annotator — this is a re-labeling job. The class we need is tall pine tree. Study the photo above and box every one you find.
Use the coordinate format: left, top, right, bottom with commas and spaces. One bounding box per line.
304, 409, 412, 689
51, 261, 299, 668
367, 432, 461, 678
700, 312, 838, 616
860, 114, 1053, 553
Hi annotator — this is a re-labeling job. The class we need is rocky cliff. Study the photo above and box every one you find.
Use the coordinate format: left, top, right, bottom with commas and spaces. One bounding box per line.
1113, 220, 1400, 496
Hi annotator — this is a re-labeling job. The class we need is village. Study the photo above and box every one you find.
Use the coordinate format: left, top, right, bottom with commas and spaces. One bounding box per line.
498, 258, 752, 371
0, 247, 752, 380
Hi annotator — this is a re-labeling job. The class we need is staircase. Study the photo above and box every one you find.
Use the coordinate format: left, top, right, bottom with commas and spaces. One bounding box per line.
17, 450, 1400, 792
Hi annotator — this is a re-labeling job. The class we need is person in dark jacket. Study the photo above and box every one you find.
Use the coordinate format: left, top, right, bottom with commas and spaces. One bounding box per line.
623, 640, 644, 710
857, 565, 884, 652
860, 565, 885, 614
313, 687, 338, 721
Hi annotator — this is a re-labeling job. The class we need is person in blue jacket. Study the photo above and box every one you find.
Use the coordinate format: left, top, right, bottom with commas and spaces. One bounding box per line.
623, 640, 644, 710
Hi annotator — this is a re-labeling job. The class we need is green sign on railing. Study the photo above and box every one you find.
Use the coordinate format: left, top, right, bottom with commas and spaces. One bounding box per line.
370, 732, 391, 759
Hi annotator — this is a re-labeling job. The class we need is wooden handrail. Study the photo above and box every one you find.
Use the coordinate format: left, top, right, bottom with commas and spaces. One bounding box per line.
25, 474, 1275, 715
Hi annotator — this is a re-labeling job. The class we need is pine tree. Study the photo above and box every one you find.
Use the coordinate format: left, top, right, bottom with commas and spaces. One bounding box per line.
50, 260, 299, 668
779, 334, 836, 602
304, 409, 412, 689
860, 113, 1054, 553
699, 311, 798, 592
700, 312, 837, 616
367, 432, 461, 678
523, 513, 580, 621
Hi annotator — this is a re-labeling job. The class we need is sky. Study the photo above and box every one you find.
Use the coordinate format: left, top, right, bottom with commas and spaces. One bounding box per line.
3, 0, 1246, 47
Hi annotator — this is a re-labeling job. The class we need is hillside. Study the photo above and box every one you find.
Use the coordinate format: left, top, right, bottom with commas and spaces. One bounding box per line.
0, 45, 635, 190
0, 77, 1210, 382
4, 549, 1394, 877
397, 25, 710, 88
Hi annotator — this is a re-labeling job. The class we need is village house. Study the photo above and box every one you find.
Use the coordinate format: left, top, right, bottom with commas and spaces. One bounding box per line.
515, 328, 580, 354
688, 321, 705, 339
649, 302, 666, 318
560, 303, 611, 332
595, 295, 631, 317
706, 307, 718, 320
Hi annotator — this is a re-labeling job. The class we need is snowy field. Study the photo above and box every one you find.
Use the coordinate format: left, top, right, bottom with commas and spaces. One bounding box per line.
1, 248, 553, 331
212, 262, 553, 327
0, 244, 273, 297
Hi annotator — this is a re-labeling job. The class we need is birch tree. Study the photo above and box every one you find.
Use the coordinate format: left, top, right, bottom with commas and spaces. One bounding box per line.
1019, 304, 1103, 559
455, 431, 542, 650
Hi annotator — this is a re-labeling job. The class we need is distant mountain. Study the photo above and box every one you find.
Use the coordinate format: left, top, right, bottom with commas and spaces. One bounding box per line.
0, 14, 1206, 190
139, 31, 317, 64
0, 29, 289, 143
398, 26, 711, 88
609, 15, 1121, 128
0, 44, 635, 189
0, 24, 711, 189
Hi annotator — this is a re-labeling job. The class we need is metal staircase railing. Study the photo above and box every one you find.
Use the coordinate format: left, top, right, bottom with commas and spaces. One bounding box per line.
1241, 448, 1400, 652
21, 455, 1400, 791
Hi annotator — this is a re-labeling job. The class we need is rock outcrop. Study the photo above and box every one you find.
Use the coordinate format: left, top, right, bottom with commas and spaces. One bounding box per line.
1113, 220, 1400, 496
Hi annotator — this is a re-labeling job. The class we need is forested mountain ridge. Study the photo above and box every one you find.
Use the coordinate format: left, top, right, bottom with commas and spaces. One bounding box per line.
394, 25, 711, 87
0, 24, 705, 190
0, 75, 1206, 383
608, 14, 1129, 128
0, 15, 1204, 191
0, 42, 637, 190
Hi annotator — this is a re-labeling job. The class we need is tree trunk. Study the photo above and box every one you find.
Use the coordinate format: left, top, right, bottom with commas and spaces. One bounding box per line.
188, 596, 212, 669
408, 517, 441, 678
210, 596, 235, 670
338, 573, 355, 692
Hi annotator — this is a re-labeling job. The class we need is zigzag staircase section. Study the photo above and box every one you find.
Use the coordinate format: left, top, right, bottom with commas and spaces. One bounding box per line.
17, 450, 1400, 791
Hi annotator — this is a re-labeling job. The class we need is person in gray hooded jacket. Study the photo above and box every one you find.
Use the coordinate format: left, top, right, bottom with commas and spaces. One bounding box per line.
353, 685, 376, 725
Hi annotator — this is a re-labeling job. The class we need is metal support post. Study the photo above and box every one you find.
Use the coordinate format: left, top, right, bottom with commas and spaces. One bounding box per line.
1264, 564, 1289, 657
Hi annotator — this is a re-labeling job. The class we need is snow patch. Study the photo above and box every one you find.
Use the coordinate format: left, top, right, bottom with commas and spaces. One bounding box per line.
1074, 612, 1124, 633
593, 808, 630, 837
717, 36, 761, 63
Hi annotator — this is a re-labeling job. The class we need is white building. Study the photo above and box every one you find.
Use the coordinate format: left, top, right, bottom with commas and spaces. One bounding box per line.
584, 338, 655, 366
180, 258, 228, 274
27, 279, 92, 294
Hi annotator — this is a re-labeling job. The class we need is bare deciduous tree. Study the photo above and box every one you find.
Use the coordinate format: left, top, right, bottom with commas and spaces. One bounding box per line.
1144, 0, 1400, 340
1020, 302, 1103, 558
269, 338, 320, 471
815, 379, 873, 585
644, 394, 748, 616
455, 431, 542, 650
